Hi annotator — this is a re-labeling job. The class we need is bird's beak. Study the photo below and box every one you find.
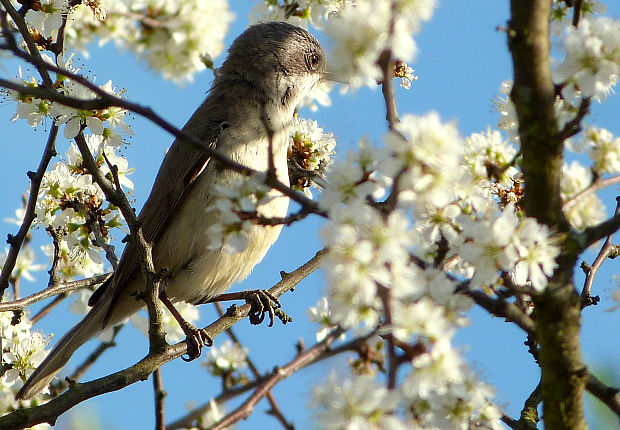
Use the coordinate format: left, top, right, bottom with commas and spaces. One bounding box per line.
322, 68, 348, 84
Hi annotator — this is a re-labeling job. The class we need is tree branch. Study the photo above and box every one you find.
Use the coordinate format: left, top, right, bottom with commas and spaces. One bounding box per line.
0, 274, 110, 313
586, 372, 620, 419
0, 125, 58, 297
563, 174, 620, 208
509, 1, 587, 428
581, 198, 620, 307
153, 368, 167, 430
214, 303, 294, 430
209, 328, 345, 430
0, 248, 326, 429
582, 198, 620, 247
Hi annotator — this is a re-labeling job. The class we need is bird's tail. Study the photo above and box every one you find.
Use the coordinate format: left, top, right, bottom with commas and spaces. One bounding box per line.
16, 301, 109, 400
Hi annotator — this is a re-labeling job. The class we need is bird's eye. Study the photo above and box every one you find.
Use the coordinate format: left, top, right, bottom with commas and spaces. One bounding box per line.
307, 53, 320, 70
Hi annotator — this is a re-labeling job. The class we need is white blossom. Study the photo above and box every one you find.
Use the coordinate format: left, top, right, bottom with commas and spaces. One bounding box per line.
65, 0, 235, 84
182, 399, 227, 430
312, 373, 403, 430
204, 175, 276, 254
249, 0, 341, 30
383, 112, 465, 212
0, 246, 46, 283
0, 310, 51, 402
24, 0, 69, 39
561, 161, 607, 229
325, 0, 435, 88
512, 218, 559, 291
585, 127, 620, 174
204, 340, 248, 373
554, 16, 620, 101
464, 128, 519, 186
319, 138, 392, 212
288, 115, 337, 197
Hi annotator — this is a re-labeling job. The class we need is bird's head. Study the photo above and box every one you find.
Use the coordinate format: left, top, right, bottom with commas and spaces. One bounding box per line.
219, 21, 328, 112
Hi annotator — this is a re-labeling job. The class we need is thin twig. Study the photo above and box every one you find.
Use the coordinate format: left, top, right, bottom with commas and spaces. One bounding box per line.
563, 174, 620, 208
377, 285, 397, 390
153, 368, 167, 430
0, 274, 110, 312
0, 0, 54, 87
214, 303, 294, 430
519, 379, 542, 428
377, 2, 399, 131
557, 97, 590, 141
462, 288, 536, 336
31, 294, 67, 324
167, 329, 377, 430
582, 198, 620, 248
45, 226, 63, 291
210, 328, 346, 430
572, 0, 583, 27
581, 198, 620, 307
73, 131, 167, 352
0, 125, 58, 297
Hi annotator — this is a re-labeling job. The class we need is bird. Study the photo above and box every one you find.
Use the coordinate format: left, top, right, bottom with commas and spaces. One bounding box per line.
17, 21, 328, 400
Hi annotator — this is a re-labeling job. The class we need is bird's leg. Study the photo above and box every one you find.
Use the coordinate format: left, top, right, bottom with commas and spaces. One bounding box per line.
159, 291, 212, 361
199, 290, 286, 327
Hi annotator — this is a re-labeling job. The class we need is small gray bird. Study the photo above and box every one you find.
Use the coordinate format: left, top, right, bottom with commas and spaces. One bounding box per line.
17, 21, 327, 400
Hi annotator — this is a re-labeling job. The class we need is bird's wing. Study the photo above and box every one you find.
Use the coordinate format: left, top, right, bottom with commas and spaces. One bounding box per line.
94, 100, 223, 325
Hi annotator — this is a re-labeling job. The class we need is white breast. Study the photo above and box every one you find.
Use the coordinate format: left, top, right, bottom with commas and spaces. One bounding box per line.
158, 126, 291, 304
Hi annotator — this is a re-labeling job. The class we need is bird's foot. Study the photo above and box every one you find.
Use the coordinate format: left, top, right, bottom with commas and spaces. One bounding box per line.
179, 322, 212, 362
204, 289, 291, 327
243, 289, 281, 326
159, 291, 212, 361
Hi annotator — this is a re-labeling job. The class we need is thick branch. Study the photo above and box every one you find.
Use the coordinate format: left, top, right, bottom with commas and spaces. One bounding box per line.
509, 3, 586, 428
0, 249, 326, 429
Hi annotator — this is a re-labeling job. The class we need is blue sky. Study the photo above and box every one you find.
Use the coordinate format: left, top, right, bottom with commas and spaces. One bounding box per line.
1, 1, 619, 428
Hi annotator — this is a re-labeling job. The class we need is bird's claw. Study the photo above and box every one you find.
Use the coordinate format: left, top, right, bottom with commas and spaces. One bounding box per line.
180, 323, 212, 362
243, 289, 281, 327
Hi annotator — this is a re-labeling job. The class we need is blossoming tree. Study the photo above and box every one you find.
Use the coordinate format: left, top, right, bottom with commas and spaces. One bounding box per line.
1, 1, 619, 429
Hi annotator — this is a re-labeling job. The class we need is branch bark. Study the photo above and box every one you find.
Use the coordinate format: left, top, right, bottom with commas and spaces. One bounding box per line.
508, 1, 587, 428
0, 249, 326, 429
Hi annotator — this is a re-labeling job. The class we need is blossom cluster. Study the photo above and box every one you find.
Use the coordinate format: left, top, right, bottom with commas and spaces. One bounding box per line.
20, 0, 234, 84
203, 339, 248, 375
288, 115, 337, 198
181, 399, 226, 430
553, 15, 620, 101
204, 174, 277, 254
324, 0, 436, 87
32, 133, 132, 280
312, 340, 503, 430
249, 0, 341, 30
309, 110, 567, 428
0, 309, 51, 417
